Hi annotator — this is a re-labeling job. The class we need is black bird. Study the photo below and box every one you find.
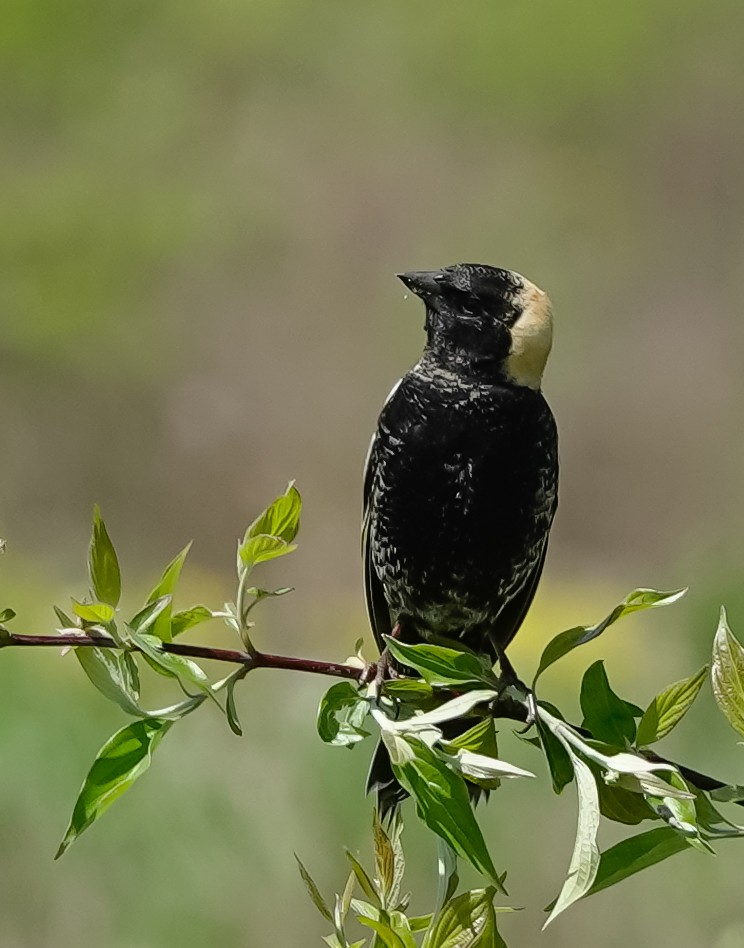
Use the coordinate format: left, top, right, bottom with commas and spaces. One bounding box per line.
363, 263, 559, 814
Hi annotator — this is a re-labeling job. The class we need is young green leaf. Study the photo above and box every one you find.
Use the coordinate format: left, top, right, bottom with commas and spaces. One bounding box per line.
585, 827, 690, 898
382, 679, 436, 706
535, 706, 574, 794
346, 852, 381, 906
225, 676, 242, 736
317, 682, 369, 747
128, 595, 173, 638
56, 717, 173, 858
383, 639, 496, 688
323, 937, 367, 948
75, 648, 146, 718
357, 917, 408, 948
382, 733, 505, 891
372, 811, 398, 909
145, 543, 192, 642
245, 482, 302, 544
383, 690, 497, 732
72, 599, 115, 624
534, 587, 686, 684
171, 606, 214, 637
444, 717, 499, 758
131, 632, 221, 708
451, 751, 535, 784
711, 607, 744, 739
543, 748, 600, 928
54, 605, 76, 628
644, 772, 710, 850
295, 854, 334, 923
595, 779, 655, 825
538, 707, 688, 797
238, 535, 298, 574
636, 665, 708, 746
88, 506, 121, 608
423, 887, 499, 948
579, 661, 637, 746
0, 607, 16, 624
694, 791, 744, 838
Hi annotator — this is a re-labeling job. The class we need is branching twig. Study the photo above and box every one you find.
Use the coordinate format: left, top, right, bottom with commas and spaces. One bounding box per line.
0, 631, 364, 681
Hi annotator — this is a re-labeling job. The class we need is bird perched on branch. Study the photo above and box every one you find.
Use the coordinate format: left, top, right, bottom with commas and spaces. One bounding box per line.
363, 263, 558, 815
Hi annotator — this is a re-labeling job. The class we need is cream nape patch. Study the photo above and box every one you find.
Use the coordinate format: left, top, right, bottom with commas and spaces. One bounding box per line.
504, 280, 553, 390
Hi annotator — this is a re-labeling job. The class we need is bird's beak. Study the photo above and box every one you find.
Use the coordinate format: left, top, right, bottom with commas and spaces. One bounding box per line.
396, 270, 443, 299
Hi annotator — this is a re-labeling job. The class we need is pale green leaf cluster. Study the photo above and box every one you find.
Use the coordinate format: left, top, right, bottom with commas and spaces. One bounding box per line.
298, 813, 508, 948
50, 488, 303, 856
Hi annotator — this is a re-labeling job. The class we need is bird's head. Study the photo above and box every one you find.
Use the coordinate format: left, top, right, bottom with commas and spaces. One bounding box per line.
397, 263, 553, 390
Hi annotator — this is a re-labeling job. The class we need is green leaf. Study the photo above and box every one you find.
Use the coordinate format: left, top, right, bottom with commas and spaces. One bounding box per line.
579, 661, 637, 746
373, 811, 398, 909
595, 779, 655, 825
56, 717, 173, 858
72, 599, 115, 624
346, 852, 381, 906
543, 748, 600, 928
535, 705, 574, 794
384, 639, 496, 687
382, 679, 435, 705
636, 665, 708, 746
54, 605, 76, 628
88, 505, 121, 608
238, 534, 298, 574
423, 887, 498, 948
644, 772, 709, 848
339, 870, 356, 927
451, 751, 535, 784
145, 543, 192, 642
711, 607, 744, 739
694, 791, 744, 838
534, 587, 686, 684
383, 690, 497, 734
388, 914, 419, 948
171, 606, 214, 637
709, 784, 744, 804
225, 676, 242, 736
324, 937, 367, 948
538, 706, 689, 798
75, 648, 145, 718
0, 607, 16, 623
586, 827, 690, 898
245, 482, 302, 544
128, 596, 172, 636
445, 717, 500, 758
295, 854, 334, 923
382, 733, 504, 890
357, 917, 407, 948
131, 632, 219, 707
317, 682, 368, 747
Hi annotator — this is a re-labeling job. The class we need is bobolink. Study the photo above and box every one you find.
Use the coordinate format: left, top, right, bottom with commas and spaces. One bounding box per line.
363, 263, 558, 813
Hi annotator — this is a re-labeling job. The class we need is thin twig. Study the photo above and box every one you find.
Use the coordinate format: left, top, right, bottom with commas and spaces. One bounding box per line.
0, 631, 363, 681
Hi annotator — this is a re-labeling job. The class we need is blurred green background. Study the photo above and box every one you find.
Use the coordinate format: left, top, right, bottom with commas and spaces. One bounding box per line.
3, 0, 744, 944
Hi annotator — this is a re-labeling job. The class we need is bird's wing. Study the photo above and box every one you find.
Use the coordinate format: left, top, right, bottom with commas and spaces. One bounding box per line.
489, 537, 549, 652
362, 433, 393, 654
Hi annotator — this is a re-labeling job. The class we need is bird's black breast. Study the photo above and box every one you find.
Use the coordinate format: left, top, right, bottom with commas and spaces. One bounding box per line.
364, 367, 558, 656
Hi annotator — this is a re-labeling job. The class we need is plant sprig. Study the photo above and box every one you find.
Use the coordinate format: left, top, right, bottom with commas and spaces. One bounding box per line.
2, 486, 744, 946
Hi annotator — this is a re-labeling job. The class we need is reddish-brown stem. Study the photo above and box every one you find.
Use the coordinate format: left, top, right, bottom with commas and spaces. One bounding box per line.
2, 632, 364, 681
